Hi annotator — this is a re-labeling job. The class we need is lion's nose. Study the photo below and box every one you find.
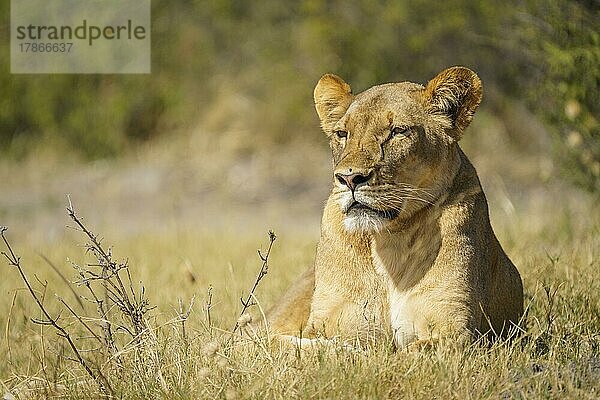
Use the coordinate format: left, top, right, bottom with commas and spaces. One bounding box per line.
334, 171, 373, 191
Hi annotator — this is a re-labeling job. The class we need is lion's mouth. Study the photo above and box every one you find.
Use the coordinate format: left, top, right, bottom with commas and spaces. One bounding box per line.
346, 201, 399, 220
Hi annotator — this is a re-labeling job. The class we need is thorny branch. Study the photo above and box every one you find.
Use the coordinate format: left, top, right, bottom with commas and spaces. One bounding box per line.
1, 198, 156, 396
66, 196, 152, 344
1, 226, 113, 395
228, 230, 276, 343
2, 199, 275, 396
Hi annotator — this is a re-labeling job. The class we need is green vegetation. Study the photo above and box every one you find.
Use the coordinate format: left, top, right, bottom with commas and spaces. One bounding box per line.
511, 0, 599, 192
1, 0, 598, 190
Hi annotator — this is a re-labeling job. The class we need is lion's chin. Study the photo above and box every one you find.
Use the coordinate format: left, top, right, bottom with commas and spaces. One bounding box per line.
342, 205, 399, 233
343, 214, 386, 233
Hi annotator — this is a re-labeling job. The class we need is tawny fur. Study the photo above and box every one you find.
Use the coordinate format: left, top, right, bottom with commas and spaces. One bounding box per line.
268, 67, 523, 348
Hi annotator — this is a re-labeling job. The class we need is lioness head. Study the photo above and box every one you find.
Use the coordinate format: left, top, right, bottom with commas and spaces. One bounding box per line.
314, 67, 483, 232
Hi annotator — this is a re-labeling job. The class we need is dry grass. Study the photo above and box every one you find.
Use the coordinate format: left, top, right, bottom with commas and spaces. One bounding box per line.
0, 111, 598, 398
1, 210, 597, 399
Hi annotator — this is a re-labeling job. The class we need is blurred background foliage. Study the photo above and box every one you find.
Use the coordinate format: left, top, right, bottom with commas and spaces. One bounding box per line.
1, 0, 598, 191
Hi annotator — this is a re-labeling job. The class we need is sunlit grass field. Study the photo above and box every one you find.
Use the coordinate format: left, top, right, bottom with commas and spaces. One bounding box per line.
1, 194, 598, 399
1, 119, 598, 398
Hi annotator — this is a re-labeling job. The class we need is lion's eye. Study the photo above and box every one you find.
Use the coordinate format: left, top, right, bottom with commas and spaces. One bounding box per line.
335, 130, 348, 139
391, 126, 410, 138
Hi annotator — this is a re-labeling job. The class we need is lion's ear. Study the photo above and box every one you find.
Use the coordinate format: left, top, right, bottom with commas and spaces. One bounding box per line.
424, 66, 482, 140
314, 74, 353, 133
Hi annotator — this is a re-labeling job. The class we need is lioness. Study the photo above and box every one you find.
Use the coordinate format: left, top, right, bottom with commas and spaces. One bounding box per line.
268, 67, 523, 348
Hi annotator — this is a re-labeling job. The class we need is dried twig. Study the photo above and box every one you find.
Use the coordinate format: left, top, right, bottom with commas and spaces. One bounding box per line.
1, 226, 113, 395
66, 196, 151, 346
73, 266, 118, 356
177, 295, 196, 347
228, 230, 276, 343
55, 294, 104, 346
206, 285, 213, 332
